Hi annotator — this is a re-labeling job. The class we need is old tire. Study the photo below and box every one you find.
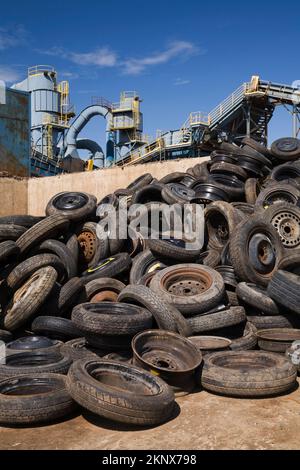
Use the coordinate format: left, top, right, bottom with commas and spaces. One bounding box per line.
187, 307, 246, 334
46, 191, 97, 221
267, 270, 300, 314
31, 316, 81, 341
202, 350, 297, 397
66, 358, 175, 425
236, 282, 279, 315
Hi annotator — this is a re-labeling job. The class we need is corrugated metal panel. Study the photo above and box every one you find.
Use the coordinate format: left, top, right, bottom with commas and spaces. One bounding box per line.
0, 88, 30, 176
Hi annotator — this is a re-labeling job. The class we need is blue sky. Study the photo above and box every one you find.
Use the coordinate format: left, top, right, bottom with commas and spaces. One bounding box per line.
1, 0, 300, 152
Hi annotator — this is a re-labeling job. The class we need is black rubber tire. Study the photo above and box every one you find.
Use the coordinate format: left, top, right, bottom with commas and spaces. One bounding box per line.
84, 333, 133, 351
187, 307, 246, 334
201, 350, 297, 397
7, 253, 66, 291
236, 282, 279, 315
229, 322, 258, 351
0, 329, 12, 343
246, 314, 300, 330
0, 215, 44, 228
127, 173, 153, 191
130, 249, 167, 284
84, 278, 125, 301
278, 251, 300, 275
245, 178, 260, 204
229, 216, 284, 286
43, 277, 84, 317
117, 284, 192, 336
267, 270, 300, 314
191, 161, 211, 178
210, 162, 248, 181
200, 250, 221, 269
255, 182, 300, 209
0, 224, 27, 241
46, 191, 97, 221
97, 214, 124, 256
161, 183, 196, 204
2, 267, 58, 332
81, 253, 132, 284
36, 239, 77, 278
0, 351, 72, 380
0, 241, 20, 264
131, 184, 164, 205
271, 138, 300, 161
205, 201, 243, 250
148, 238, 201, 263
208, 174, 245, 201
65, 233, 79, 267
66, 358, 175, 426
61, 338, 101, 361
31, 316, 82, 341
16, 214, 70, 255
0, 374, 77, 425
149, 264, 225, 317
72, 301, 153, 336
159, 172, 187, 184
241, 137, 271, 158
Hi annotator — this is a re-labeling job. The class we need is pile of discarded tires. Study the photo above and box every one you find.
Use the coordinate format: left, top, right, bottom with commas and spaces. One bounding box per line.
0, 136, 300, 426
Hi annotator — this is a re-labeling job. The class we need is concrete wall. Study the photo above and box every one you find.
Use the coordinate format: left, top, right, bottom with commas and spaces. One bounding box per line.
27, 157, 209, 216
0, 157, 209, 216
0, 178, 28, 215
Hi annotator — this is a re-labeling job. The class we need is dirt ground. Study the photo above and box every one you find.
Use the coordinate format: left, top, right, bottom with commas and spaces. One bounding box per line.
1, 378, 300, 450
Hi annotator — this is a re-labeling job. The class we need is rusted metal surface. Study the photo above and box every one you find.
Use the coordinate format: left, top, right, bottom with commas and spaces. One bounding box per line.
0, 88, 30, 177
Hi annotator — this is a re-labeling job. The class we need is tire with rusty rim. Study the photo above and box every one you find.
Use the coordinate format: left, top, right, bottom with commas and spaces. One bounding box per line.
205, 201, 243, 250
2, 267, 57, 331
236, 282, 279, 315
257, 328, 300, 353
76, 221, 109, 270
0, 374, 77, 425
187, 306, 246, 334
149, 264, 225, 316
16, 214, 70, 255
201, 350, 297, 397
229, 216, 283, 286
118, 284, 192, 336
66, 358, 175, 425
84, 278, 125, 302
46, 191, 97, 221
6, 253, 66, 291
262, 203, 300, 249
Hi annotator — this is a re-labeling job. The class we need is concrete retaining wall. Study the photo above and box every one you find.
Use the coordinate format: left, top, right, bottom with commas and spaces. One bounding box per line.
27, 157, 209, 216
0, 178, 28, 215
0, 157, 209, 216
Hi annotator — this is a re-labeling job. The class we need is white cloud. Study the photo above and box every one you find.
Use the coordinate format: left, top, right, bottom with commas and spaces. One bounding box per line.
122, 41, 200, 75
70, 47, 117, 67
0, 25, 27, 50
174, 78, 191, 86
0, 66, 21, 82
60, 71, 79, 79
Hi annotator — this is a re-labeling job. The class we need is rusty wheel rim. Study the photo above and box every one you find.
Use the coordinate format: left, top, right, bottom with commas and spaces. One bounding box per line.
90, 291, 118, 303
78, 230, 96, 262
161, 266, 213, 297
271, 211, 300, 247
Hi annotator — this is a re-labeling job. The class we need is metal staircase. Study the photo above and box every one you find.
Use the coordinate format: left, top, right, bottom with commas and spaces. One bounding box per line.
117, 76, 300, 166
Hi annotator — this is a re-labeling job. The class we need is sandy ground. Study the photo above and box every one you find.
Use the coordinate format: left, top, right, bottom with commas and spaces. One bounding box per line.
1, 379, 300, 450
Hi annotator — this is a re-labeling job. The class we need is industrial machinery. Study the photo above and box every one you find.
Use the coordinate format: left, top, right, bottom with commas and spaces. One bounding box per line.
2, 67, 299, 176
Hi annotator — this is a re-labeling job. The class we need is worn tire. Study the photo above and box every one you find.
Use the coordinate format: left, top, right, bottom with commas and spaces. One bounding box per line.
36, 239, 77, 278
43, 277, 84, 317
267, 270, 300, 314
236, 282, 279, 315
84, 278, 125, 301
66, 358, 175, 425
16, 214, 70, 255
0, 224, 27, 241
3, 267, 58, 331
0, 241, 20, 264
31, 316, 81, 340
202, 350, 297, 397
46, 192, 97, 221
72, 301, 153, 337
187, 307, 246, 334
117, 284, 192, 336
0, 351, 72, 380
229, 322, 258, 351
0, 374, 76, 425
130, 249, 167, 284
81, 253, 132, 283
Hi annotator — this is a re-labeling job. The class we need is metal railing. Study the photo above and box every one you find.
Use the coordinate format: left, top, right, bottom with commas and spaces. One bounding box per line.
208, 83, 249, 127
28, 65, 56, 76
189, 112, 210, 126
91, 96, 112, 109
